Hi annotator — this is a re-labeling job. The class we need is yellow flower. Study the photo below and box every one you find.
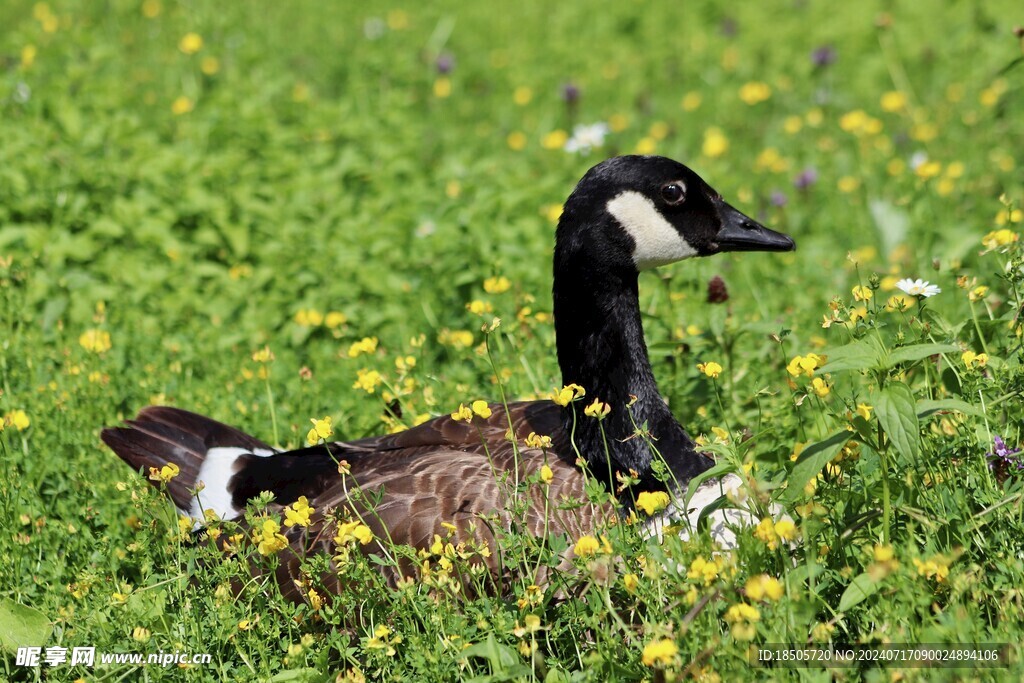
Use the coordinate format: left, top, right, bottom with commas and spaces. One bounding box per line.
470, 400, 492, 419
178, 32, 203, 55
347, 337, 378, 358
284, 496, 314, 528
433, 77, 452, 98
724, 602, 761, 640
879, 90, 907, 112
450, 403, 474, 422
636, 491, 671, 516
541, 130, 569, 150
79, 329, 112, 354
200, 56, 220, 75
852, 285, 873, 301
885, 295, 910, 312
754, 517, 796, 550
525, 432, 552, 450
251, 346, 275, 363
774, 518, 797, 541
506, 131, 527, 151
352, 368, 383, 393
573, 535, 609, 557
623, 573, 639, 593
837, 176, 860, 193
913, 555, 950, 583
513, 86, 533, 105
584, 399, 611, 420
697, 361, 723, 378
982, 229, 1018, 251
681, 91, 702, 111
786, 353, 825, 378
961, 351, 988, 369
295, 309, 324, 327
325, 311, 348, 328
306, 416, 333, 445
3, 409, 31, 431
968, 285, 989, 302
334, 520, 374, 546
538, 464, 553, 484
702, 127, 729, 158
873, 544, 895, 563
915, 160, 942, 180
686, 556, 722, 586
20, 45, 36, 69
745, 574, 784, 602
171, 96, 194, 116
856, 404, 873, 421
641, 638, 678, 667
148, 462, 180, 484
810, 377, 831, 397
254, 518, 289, 555
438, 329, 474, 349
738, 81, 771, 105
550, 383, 585, 406
483, 275, 511, 294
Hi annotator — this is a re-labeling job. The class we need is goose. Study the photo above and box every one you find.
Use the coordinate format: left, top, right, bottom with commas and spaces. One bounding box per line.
102, 155, 795, 600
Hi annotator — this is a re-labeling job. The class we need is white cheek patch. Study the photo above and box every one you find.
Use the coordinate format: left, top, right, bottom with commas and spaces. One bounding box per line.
606, 191, 697, 269
183, 446, 276, 523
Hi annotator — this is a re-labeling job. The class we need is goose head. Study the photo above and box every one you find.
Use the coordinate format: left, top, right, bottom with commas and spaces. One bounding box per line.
556, 155, 795, 274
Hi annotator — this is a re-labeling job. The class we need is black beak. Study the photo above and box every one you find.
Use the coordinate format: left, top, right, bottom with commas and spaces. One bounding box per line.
714, 202, 796, 253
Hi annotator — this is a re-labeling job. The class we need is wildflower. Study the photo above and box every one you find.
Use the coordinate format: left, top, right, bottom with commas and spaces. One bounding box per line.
525, 432, 552, 450
347, 337, 378, 358
681, 91, 702, 111
856, 404, 873, 421
171, 96, 194, 115
754, 517, 797, 550
179, 32, 203, 54
237, 616, 260, 630
584, 399, 611, 420
724, 602, 761, 640
809, 377, 830, 397
686, 556, 721, 585
550, 383, 585, 406
884, 295, 911, 311
325, 312, 347, 328
433, 77, 452, 98
810, 45, 836, 68
786, 353, 825, 378
982, 229, 1018, 251
561, 82, 580, 104
794, 167, 818, 190
450, 403, 474, 422
961, 350, 988, 369
471, 400, 492, 419
697, 361, 723, 378
573, 535, 609, 557
513, 86, 532, 105
707, 275, 729, 303
351, 368, 383, 394
334, 520, 374, 546
711, 426, 729, 442
738, 81, 771, 105
3, 410, 30, 431
745, 574, 784, 602
564, 122, 610, 154
295, 309, 324, 326
880, 90, 907, 112
437, 329, 474, 349
483, 276, 511, 294
253, 518, 288, 556
969, 286, 989, 302
79, 329, 112, 354
148, 462, 179, 484
852, 284, 873, 301
252, 346, 275, 363
284, 496, 314, 528
641, 638, 678, 667
306, 416, 333, 445
913, 555, 950, 583
538, 464, 553, 484
635, 491, 670, 516
873, 544, 895, 563
702, 127, 729, 158
623, 573, 639, 593
986, 436, 1022, 475
895, 278, 941, 298
541, 129, 569, 150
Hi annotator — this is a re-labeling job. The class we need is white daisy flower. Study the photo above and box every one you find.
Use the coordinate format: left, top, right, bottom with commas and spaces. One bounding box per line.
564, 122, 610, 154
895, 278, 941, 298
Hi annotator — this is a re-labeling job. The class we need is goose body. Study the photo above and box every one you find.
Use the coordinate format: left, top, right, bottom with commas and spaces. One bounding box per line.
102, 155, 795, 600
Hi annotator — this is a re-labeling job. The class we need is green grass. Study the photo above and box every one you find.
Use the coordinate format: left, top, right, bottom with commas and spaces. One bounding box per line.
1, 0, 1023, 681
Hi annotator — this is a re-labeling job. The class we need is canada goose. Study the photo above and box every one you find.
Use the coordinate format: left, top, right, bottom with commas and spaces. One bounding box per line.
102, 155, 795, 600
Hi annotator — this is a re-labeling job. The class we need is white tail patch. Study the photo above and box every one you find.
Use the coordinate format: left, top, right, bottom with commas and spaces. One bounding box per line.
645, 473, 791, 550
182, 446, 275, 522
606, 191, 697, 270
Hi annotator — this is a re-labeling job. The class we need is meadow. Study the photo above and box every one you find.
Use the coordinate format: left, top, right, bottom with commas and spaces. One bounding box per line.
1, 0, 1023, 681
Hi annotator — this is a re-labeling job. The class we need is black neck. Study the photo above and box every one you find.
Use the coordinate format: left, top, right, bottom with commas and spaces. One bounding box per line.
552, 240, 712, 507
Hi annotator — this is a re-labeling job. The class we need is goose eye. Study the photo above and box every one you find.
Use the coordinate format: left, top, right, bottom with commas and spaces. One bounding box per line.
661, 182, 686, 205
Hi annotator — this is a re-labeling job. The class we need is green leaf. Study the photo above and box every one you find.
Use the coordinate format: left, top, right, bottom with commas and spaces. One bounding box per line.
780, 431, 852, 504
876, 384, 920, 462
917, 398, 984, 418
818, 340, 882, 373
0, 598, 52, 654
885, 343, 959, 368
838, 572, 880, 612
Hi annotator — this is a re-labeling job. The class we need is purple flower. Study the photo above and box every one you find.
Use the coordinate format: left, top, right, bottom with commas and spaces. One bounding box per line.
811, 45, 837, 68
987, 436, 1023, 472
794, 167, 818, 190
561, 82, 580, 105
436, 53, 455, 74
770, 190, 787, 207
720, 18, 738, 37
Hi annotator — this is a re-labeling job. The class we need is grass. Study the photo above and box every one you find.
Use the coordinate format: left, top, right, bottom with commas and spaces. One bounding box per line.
1, 0, 1023, 681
